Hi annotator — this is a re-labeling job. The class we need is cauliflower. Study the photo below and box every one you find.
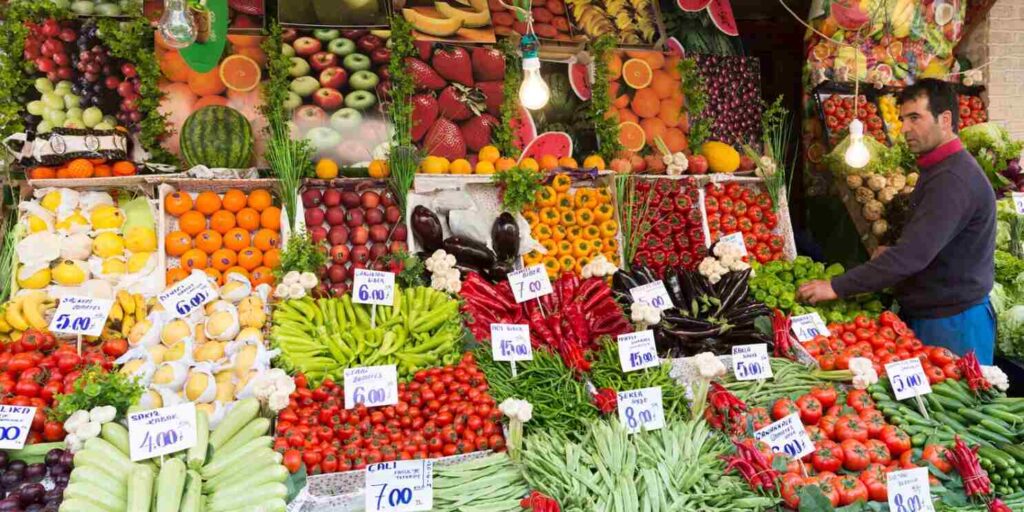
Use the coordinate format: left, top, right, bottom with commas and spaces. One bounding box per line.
849, 357, 879, 389
862, 200, 884, 222
698, 257, 729, 284
854, 186, 875, 204
499, 398, 533, 423
982, 365, 1009, 391
582, 254, 617, 278
888, 174, 907, 190
693, 351, 726, 379
866, 174, 887, 192
664, 152, 689, 176
877, 186, 898, 204
630, 302, 661, 327
871, 219, 889, 237
298, 272, 318, 289
845, 175, 864, 189
64, 410, 91, 434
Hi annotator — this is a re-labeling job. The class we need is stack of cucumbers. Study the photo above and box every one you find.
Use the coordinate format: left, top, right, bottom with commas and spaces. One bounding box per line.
59, 398, 290, 512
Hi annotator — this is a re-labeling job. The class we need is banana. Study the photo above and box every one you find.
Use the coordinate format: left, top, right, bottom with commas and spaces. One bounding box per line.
0, 310, 11, 334
121, 315, 136, 338
4, 299, 30, 332
134, 295, 147, 323
118, 290, 135, 316
109, 302, 124, 324
20, 291, 50, 330
9, 330, 22, 342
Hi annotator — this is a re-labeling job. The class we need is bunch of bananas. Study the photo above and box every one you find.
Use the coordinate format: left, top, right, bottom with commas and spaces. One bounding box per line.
879, 95, 902, 141
102, 290, 151, 341
889, 0, 914, 39
0, 291, 56, 342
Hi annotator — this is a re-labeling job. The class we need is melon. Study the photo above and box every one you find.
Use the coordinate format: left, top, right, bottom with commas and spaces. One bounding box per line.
707, 0, 739, 37
830, 0, 869, 31
180, 105, 254, 169
509, 105, 537, 153
517, 132, 573, 164
665, 37, 685, 57
434, 2, 491, 28
569, 60, 591, 101
676, 0, 711, 11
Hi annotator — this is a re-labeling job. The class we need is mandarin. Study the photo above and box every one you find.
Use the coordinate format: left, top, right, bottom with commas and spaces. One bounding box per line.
247, 189, 272, 211
223, 227, 251, 251
236, 208, 261, 231
194, 230, 223, 254
253, 229, 280, 251
165, 231, 193, 256
178, 211, 207, 236
166, 267, 189, 285
180, 249, 209, 271
260, 207, 281, 230
237, 247, 263, 270
250, 266, 274, 286
210, 210, 236, 234
164, 191, 193, 217
210, 248, 238, 271
221, 189, 247, 212
262, 248, 281, 268
194, 191, 222, 215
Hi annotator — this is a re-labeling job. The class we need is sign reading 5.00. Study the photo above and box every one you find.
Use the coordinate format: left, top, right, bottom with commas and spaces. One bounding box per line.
754, 413, 814, 460
365, 460, 433, 512
507, 265, 553, 303
353, 269, 396, 306
885, 358, 932, 401
0, 405, 36, 450
732, 344, 772, 381
158, 271, 218, 319
344, 365, 398, 409
127, 402, 197, 461
628, 281, 673, 311
49, 296, 114, 337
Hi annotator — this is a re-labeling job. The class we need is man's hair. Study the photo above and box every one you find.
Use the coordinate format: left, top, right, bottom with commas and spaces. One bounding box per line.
898, 78, 959, 133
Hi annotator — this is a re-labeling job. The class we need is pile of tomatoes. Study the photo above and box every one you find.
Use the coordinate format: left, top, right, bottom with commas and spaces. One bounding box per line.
820, 94, 888, 146
801, 311, 961, 382
0, 329, 119, 444
768, 385, 952, 508
704, 183, 785, 264
274, 353, 505, 474
958, 94, 987, 130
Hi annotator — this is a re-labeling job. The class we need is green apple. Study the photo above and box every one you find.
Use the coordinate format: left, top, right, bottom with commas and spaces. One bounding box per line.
349, 70, 379, 91
283, 91, 303, 111
344, 90, 376, 111
288, 57, 311, 78
330, 108, 363, 132
290, 76, 321, 97
327, 38, 356, 57
305, 127, 343, 151
313, 29, 340, 41
342, 53, 371, 72
83, 107, 103, 127
282, 44, 295, 58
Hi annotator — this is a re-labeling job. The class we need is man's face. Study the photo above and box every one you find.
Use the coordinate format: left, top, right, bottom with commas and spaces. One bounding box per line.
899, 96, 948, 154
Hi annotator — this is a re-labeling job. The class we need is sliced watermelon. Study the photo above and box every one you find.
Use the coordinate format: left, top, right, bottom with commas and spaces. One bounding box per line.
707, 0, 739, 37
676, 0, 712, 12
509, 105, 537, 152
665, 37, 685, 57
569, 60, 592, 101
229, 0, 264, 15
517, 132, 573, 164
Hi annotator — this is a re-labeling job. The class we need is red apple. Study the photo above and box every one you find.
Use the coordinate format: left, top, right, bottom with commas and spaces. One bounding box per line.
293, 37, 322, 57
739, 155, 756, 171
688, 155, 709, 175
327, 225, 349, 245
370, 47, 391, 65
364, 207, 384, 226
340, 29, 368, 39
372, 261, 386, 271
357, 34, 383, 53
340, 191, 361, 208
351, 261, 367, 273
301, 189, 323, 208
309, 226, 328, 243
350, 245, 369, 264
304, 208, 325, 226
360, 191, 380, 209
312, 88, 344, 110
391, 224, 407, 242
327, 263, 347, 283
381, 190, 397, 208
309, 51, 338, 72
331, 245, 350, 264
345, 209, 364, 227
350, 226, 369, 245
322, 188, 342, 206
368, 224, 389, 243
389, 240, 408, 254
319, 66, 348, 89
329, 282, 349, 297
325, 206, 346, 226
281, 28, 298, 43
293, 105, 327, 129
369, 242, 388, 260
384, 205, 401, 224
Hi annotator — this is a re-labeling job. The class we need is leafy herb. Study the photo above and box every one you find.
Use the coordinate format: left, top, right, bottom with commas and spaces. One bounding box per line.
492, 166, 543, 213
679, 57, 712, 151
386, 16, 418, 216
744, 96, 794, 212
614, 174, 662, 271
0, 215, 20, 302
53, 366, 144, 422
495, 39, 522, 158
382, 251, 426, 288
0, 2, 69, 140
274, 231, 327, 278
588, 35, 620, 161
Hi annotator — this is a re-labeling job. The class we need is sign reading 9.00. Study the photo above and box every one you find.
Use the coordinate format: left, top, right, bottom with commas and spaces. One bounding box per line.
158, 271, 218, 319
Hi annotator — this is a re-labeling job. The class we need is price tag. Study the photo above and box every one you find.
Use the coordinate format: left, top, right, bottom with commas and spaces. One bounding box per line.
617, 387, 664, 434
754, 413, 814, 459
507, 265, 553, 303
718, 232, 748, 255
127, 402, 197, 461
353, 269, 396, 306
49, 296, 114, 337
490, 324, 532, 362
790, 313, 831, 342
886, 358, 933, 400
617, 330, 660, 372
344, 365, 399, 409
629, 281, 673, 311
158, 271, 218, 319
887, 467, 935, 512
365, 459, 433, 512
732, 344, 772, 381
0, 405, 37, 450
1012, 193, 1024, 215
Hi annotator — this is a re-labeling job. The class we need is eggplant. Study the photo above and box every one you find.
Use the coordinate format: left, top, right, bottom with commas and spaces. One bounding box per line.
444, 236, 496, 268
491, 213, 520, 262
483, 260, 514, 282
412, 205, 444, 252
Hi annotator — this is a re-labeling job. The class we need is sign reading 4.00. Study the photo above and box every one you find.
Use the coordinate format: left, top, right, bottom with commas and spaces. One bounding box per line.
158, 271, 218, 319
127, 402, 197, 461
353, 269, 396, 306
49, 296, 114, 337
507, 265, 553, 303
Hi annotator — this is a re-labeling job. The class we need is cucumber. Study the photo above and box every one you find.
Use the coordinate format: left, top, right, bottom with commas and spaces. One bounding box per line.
101, 422, 131, 456
9, 442, 66, 464
978, 446, 1011, 469
980, 419, 1017, 438
64, 482, 126, 512
216, 418, 271, 457
981, 406, 1023, 426
70, 465, 128, 500
209, 398, 260, 449
180, 470, 203, 512
969, 425, 1011, 445
155, 458, 187, 512
127, 464, 155, 512
932, 412, 969, 433
208, 482, 287, 511
188, 410, 210, 471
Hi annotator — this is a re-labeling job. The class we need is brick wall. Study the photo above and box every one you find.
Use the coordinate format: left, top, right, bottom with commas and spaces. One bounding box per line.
968, 0, 1024, 139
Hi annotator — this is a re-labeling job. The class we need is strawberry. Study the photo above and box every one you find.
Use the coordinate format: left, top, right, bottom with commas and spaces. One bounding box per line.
475, 81, 503, 116
414, 41, 433, 61
437, 84, 484, 121
471, 47, 505, 82
411, 93, 439, 142
460, 114, 498, 152
405, 57, 446, 91
432, 46, 474, 86
423, 118, 466, 160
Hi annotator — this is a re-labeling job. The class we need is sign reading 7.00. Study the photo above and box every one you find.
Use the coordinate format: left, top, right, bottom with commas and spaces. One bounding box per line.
158, 271, 218, 319
507, 265, 553, 303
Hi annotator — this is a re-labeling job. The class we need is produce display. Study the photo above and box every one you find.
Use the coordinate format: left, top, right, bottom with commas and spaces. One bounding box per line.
816, 93, 888, 146
490, 0, 579, 41
748, 257, 884, 321
27, 158, 138, 181
693, 54, 762, 147
564, 0, 660, 45
958, 94, 987, 130
630, 178, 707, 272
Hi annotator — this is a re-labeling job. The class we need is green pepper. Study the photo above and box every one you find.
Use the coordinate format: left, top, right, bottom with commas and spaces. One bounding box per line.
779, 271, 794, 283
779, 296, 795, 309
764, 296, 778, 308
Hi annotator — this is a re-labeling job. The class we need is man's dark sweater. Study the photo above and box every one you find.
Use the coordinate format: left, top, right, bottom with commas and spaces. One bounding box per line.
831, 138, 995, 318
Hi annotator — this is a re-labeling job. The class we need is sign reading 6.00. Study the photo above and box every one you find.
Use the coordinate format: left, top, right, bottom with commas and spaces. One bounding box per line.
158, 271, 218, 319
0, 405, 36, 450
49, 296, 114, 337
353, 269, 396, 306
344, 365, 399, 409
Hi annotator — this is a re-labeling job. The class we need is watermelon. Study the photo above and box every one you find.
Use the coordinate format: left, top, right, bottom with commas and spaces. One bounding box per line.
509, 105, 537, 153
180, 105, 254, 169
517, 132, 573, 164
676, 0, 711, 11
665, 37, 685, 57
707, 0, 739, 36
569, 60, 592, 101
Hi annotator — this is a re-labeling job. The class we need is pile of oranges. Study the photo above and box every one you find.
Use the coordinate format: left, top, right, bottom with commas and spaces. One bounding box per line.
418, 147, 609, 175
28, 158, 137, 180
606, 50, 688, 155
163, 188, 281, 287
522, 173, 620, 278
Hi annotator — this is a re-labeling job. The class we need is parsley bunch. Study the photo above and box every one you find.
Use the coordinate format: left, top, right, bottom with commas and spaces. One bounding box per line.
53, 366, 144, 422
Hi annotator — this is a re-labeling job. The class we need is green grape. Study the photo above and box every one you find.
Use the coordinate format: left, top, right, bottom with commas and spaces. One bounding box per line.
26, 101, 45, 116
65, 107, 83, 121
93, 121, 114, 130
46, 110, 66, 127
82, 107, 103, 128
63, 94, 81, 110
34, 77, 54, 94
42, 93, 64, 111
63, 119, 85, 129
37, 120, 52, 134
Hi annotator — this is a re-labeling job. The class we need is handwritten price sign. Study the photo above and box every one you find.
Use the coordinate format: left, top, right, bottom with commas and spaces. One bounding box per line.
365, 460, 433, 512
617, 330, 660, 372
344, 365, 398, 409
732, 344, 772, 381
490, 324, 532, 362
353, 269, 396, 306
49, 296, 114, 337
629, 281, 673, 311
127, 402, 197, 461
718, 232, 748, 255
617, 387, 664, 434
754, 413, 814, 459
887, 467, 935, 512
507, 265, 553, 303
886, 358, 933, 401
158, 271, 218, 319
0, 405, 36, 450
1012, 193, 1024, 215
790, 313, 831, 342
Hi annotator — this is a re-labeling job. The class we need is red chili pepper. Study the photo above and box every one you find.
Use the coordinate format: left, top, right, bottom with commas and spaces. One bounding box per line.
956, 351, 990, 393
771, 309, 795, 359
593, 388, 617, 414
946, 436, 991, 497
989, 499, 1013, 512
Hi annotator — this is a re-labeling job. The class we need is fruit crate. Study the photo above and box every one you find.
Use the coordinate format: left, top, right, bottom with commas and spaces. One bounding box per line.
278, 0, 391, 27
811, 81, 890, 149
564, 0, 665, 47
490, 0, 584, 42
157, 179, 285, 290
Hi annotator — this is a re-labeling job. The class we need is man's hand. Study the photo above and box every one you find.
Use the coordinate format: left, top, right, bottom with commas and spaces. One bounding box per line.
797, 280, 838, 304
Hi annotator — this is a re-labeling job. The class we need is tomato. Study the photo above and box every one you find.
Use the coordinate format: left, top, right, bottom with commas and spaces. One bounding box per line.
816, 478, 841, 507
840, 439, 870, 471
898, 449, 917, 469
42, 420, 63, 442
805, 426, 826, 443
14, 380, 40, 398
101, 338, 128, 358
795, 394, 823, 425
846, 389, 875, 413
835, 415, 869, 443
866, 479, 888, 501
771, 398, 799, 421
834, 474, 868, 505
819, 415, 839, 440
780, 473, 805, 509
922, 444, 953, 473
883, 428, 912, 455
925, 364, 946, 384
283, 449, 303, 473
812, 440, 844, 472
865, 439, 892, 464
859, 409, 886, 438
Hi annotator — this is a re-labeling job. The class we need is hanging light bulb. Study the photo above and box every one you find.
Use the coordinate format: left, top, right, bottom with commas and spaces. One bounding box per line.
159, 0, 196, 49
518, 34, 549, 110
844, 119, 870, 169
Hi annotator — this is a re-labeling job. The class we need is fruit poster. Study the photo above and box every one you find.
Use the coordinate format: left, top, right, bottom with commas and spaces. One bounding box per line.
659, 0, 742, 56
277, 0, 389, 27
489, 0, 583, 41
606, 50, 689, 158
144, 0, 265, 33
401, 0, 497, 43
531, 60, 598, 158
562, 0, 661, 46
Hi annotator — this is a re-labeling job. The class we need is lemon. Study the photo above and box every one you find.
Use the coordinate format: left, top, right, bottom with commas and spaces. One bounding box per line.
92, 232, 126, 258
124, 226, 158, 252
40, 191, 62, 212
17, 267, 51, 289
90, 205, 125, 230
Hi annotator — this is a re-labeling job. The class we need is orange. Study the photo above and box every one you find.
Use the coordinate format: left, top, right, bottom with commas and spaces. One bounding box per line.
478, 145, 500, 163
665, 56, 682, 79
210, 210, 237, 234
166, 267, 189, 285
178, 211, 207, 236
539, 154, 560, 171
222, 189, 247, 212
315, 159, 340, 179
247, 189, 273, 211
219, 54, 262, 92
495, 157, 516, 172
630, 89, 661, 119
253, 229, 280, 251
187, 67, 226, 96
223, 227, 251, 251
260, 207, 281, 230
223, 266, 249, 281
234, 46, 267, 67
262, 248, 281, 268
238, 247, 263, 271
558, 157, 578, 169
164, 191, 193, 217
180, 249, 209, 271
92, 164, 112, 177
607, 54, 623, 80
158, 51, 189, 82
449, 159, 472, 174
520, 158, 539, 172
650, 70, 677, 100
210, 248, 238, 271
194, 95, 230, 110
640, 117, 667, 144
622, 59, 653, 89
658, 98, 683, 127
204, 267, 224, 285
194, 230, 223, 254
618, 122, 646, 152
583, 155, 606, 170
639, 51, 665, 70
194, 191, 222, 216
619, 109, 639, 125
250, 266, 274, 286
236, 207, 261, 231
663, 128, 688, 153
613, 93, 630, 109
165, 231, 193, 257
227, 34, 262, 47
604, 110, 620, 123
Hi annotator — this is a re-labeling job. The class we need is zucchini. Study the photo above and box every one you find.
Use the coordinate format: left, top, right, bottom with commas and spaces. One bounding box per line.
206, 465, 289, 496
70, 465, 128, 500
209, 398, 260, 449
188, 410, 210, 471
202, 436, 275, 477
203, 456, 286, 493
101, 422, 131, 457
84, 436, 134, 474
219, 498, 287, 512
64, 481, 126, 511
180, 470, 203, 512
127, 464, 155, 512
216, 418, 271, 456
59, 498, 115, 512
208, 482, 287, 511
73, 449, 131, 481
155, 457, 187, 512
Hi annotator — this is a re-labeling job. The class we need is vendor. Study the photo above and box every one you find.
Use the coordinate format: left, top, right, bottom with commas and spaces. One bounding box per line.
798, 79, 996, 364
